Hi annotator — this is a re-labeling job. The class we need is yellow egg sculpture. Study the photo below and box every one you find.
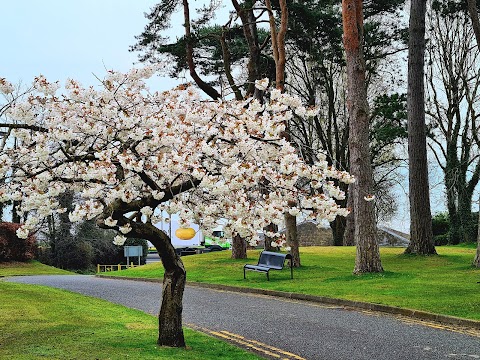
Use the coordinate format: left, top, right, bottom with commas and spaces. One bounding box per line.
175, 228, 196, 240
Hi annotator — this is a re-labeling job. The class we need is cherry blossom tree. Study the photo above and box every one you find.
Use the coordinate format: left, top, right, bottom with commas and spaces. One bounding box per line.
0, 69, 352, 347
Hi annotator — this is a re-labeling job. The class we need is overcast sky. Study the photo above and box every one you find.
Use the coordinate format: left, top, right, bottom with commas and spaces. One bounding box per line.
0, 0, 182, 89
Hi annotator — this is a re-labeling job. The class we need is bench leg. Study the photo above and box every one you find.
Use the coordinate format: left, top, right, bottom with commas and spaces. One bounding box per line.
243, 267, 246, 279
266, 271, 269, 281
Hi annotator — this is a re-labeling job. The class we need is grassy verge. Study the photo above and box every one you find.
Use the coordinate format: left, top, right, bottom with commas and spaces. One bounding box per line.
103, 245, 480, 321
0, 260, 72, 277
0, 281, 263, 360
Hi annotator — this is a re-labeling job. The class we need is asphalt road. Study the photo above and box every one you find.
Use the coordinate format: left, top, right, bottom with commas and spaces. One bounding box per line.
8, 275, 480, 360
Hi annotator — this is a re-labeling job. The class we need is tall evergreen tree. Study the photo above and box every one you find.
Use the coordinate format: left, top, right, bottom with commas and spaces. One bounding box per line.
405, 0, 436, 255
342, 0, 383, 273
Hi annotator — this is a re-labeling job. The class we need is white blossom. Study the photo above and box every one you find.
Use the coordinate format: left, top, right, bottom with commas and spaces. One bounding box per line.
288, 207, 301, 217
254, 78, 269, 91
113, 235, 127, 246
0, 67, 353, 248
16, 226, 29, 239
0, 78, 14, 94
104, 217, 117, 227
119, 223, 132, 234
141, 206, 154, 217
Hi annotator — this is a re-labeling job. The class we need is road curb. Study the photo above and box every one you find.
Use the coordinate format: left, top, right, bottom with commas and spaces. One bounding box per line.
97, 275, 480, 331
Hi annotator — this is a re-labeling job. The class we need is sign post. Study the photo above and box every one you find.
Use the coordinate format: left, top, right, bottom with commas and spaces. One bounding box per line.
124, 245, 143, 266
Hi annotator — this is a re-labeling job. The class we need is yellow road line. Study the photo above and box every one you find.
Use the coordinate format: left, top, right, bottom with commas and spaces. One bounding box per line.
220, 331, 306, 360
210, 330, 282, 358
187, 323, 307, 360
397, 318, 480, 338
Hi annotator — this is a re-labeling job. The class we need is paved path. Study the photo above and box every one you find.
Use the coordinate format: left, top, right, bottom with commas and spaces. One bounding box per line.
8, 275, 480, 360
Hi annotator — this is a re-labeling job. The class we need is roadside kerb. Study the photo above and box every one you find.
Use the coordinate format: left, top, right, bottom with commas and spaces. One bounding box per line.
97, 275, 480, 330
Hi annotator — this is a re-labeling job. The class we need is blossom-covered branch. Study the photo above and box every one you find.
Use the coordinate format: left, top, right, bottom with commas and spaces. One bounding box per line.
0, 66, 353, 247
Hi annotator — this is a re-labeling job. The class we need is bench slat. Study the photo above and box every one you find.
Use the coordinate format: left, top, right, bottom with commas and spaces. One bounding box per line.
243, 251, 293, 281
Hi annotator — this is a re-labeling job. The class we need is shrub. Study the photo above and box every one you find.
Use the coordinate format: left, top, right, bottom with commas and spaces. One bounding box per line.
433, 233, 449, 246
0, 222, 37, 262
432, 213, 449, 236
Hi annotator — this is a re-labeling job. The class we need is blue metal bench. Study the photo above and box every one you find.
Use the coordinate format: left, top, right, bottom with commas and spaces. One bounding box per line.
243, 251, 293, 281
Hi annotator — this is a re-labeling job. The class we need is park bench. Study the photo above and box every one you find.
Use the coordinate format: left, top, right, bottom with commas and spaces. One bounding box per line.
243, 251, 293, 281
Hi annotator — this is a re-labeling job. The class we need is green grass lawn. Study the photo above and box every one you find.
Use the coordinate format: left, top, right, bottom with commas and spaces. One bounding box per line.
104, 245, 480, 321
0, 280, 263, 360
0, 260, 72, 277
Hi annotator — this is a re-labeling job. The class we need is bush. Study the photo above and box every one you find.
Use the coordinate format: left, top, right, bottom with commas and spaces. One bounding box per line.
432, 213, 449, 236
433, 233, 449, 246
0, 222, 37, 262
64, 241, 94, 270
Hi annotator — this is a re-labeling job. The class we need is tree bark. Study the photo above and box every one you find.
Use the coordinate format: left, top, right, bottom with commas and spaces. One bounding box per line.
343, 183, 355, 246
330, 216, 346, 246
405, 0, 436, 255
467, 0, 480, 50
182, 0, 220, 100
130, 222, 186, 347
474, 196, 480, 267
284, 212, 300, 267
342, 0, 383, 273
231, 234, 247, 259
263, 222, 278, 251
231, 0, 261, 97
467, 0, 480, 265
158, 257, 186, 347
265, 0, 288, 90
458, 188, 475, 243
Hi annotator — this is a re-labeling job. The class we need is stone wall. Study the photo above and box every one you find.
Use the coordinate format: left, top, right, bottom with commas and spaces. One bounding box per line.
295, 221, 333, 246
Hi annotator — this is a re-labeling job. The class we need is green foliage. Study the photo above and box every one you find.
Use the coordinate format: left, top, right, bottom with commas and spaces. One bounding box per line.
431, 212, 478, 245
75, 219, 120, 265
107, 246, 480, 320
370, 93, 408, 154
432, 212, 450, 236
287, 0, 407, 69
430, 0, 480, 17
134, 19, 272, 88
287, 0, 344, 64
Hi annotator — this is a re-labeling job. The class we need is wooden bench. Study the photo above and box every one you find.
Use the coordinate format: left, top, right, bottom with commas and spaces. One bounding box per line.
243, 251, 293, 281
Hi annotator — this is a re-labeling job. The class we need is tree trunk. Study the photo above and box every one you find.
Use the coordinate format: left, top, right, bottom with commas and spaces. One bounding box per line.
444, 154, 461, 245
458, 188, 475, 243
182, 0, 220, 100
231, 0, 261, 97
263, 223, 278, 252
158, 257, 186, 347
474, 198, 480, 267
12, 200, 21, 223
342, 0, 383, 274
405, 0, 436, 255
284, 212, 300, 267
343, 184, 355, 246
131, 223, 186, 347
330, 216, 346, 246
467, 0, 480, 50
231, 234, 247, 259
330, 188, 348, 246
